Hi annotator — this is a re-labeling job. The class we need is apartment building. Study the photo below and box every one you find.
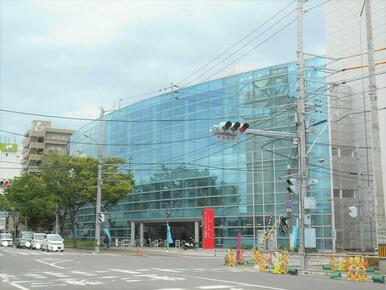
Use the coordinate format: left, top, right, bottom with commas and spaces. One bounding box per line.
22, 120, 74, 174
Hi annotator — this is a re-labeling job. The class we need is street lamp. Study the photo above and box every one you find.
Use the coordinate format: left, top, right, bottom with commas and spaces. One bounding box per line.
84, 133, 103, 254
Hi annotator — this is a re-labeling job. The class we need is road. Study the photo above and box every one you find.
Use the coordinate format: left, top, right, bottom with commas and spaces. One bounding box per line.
0, 246, 384, 290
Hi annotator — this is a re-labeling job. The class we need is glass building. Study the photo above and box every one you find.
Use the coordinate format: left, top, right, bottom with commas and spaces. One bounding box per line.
70, 58, 333, 250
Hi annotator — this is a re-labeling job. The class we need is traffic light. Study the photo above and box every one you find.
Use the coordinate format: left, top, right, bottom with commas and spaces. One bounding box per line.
210, 121, 250, 140
286, 178, 298, 194
239, 123, 249, 133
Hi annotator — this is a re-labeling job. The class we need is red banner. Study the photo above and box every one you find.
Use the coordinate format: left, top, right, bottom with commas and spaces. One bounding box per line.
202, 208, 214, 249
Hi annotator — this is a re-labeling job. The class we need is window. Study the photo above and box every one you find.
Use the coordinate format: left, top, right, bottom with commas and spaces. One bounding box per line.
342, 189, 354, 198
340, 148, 353, 157
333, 189, 340, 198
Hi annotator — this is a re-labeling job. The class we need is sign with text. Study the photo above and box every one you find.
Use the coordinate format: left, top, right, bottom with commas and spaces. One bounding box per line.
202, 208, 214, 249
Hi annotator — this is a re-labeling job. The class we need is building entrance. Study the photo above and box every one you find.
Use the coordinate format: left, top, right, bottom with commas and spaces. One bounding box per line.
135, 221, 198, 247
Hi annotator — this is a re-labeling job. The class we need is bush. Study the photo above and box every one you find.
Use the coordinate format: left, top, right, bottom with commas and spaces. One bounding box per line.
63, 239, 96, 248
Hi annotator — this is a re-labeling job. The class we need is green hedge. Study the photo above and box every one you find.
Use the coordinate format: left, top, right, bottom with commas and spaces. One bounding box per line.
63, 239, 96, 248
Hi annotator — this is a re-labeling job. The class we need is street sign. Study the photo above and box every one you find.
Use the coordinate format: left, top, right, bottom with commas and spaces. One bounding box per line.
285, 200, 293, 213
98, 213, 105, 223
308, 178, 319, 185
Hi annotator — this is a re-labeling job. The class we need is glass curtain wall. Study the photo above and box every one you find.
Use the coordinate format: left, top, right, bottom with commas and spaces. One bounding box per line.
70, 59, 332, 249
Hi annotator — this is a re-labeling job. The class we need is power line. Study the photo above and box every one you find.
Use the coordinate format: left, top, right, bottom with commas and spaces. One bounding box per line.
176, 0, 297, 86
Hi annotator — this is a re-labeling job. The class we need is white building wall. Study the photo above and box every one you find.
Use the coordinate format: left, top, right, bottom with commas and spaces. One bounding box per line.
326, 0, 386, 249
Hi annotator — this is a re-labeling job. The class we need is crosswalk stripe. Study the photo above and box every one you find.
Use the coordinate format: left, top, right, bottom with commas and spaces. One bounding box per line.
152, 268, 181, 273
198, 286, 232, 289
109, 269, 140, 274
71, 270, 97, 276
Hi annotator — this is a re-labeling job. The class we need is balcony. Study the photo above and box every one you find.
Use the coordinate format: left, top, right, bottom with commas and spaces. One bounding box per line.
28, 153, 43, 162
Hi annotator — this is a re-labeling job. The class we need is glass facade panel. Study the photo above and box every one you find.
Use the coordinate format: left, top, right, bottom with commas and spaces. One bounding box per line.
70, 60, 332, 249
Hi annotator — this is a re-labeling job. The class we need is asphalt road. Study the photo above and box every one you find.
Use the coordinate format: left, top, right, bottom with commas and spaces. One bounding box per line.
0, 246, 384, 290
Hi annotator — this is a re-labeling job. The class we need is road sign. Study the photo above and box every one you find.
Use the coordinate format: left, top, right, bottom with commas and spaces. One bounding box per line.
98, 213, 105, 223
285, 201, 293, 213
308, 178, 319, 185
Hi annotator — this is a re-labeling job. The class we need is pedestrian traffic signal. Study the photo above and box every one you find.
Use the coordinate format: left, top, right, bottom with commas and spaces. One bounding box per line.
210, 121, 250, 140
286, 178, 298, 194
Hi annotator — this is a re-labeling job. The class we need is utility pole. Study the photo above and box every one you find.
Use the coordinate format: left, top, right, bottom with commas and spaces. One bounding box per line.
296, 0, 308, 269
95, 107, 105, 254
365, 0, 386, 247
354, 151, 364, 251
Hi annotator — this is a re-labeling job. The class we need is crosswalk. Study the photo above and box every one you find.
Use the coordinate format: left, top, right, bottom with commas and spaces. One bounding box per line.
0, 248, 80, 256
1, 267, 255, 290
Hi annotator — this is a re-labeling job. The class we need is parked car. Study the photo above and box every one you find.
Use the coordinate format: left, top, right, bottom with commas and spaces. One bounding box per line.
42, 234, 64, 252
32, 233, 46, 250
15, 231, 34, 249
0, 233, 13, 247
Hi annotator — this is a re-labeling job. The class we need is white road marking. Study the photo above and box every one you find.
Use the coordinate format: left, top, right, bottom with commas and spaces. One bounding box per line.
155, 288, 186, 290
31, 284, 66, 288
100, 276, 120, 279
123, 279, 142, 283
95, 270, 109, 273
42, 272, 69, 278
30, 282, 67, 288
24, 274, 47, 279
198, 286, 233, 289
109, 268, 140, 274
152, 268, 181, 273
71, 270, 97, 276
185, 275, 288, 290
18, 252, 30, 255
59, 279, 103, 286
134, 274, 185, 281
34, 259, 71, 270
9, 283, 30, 290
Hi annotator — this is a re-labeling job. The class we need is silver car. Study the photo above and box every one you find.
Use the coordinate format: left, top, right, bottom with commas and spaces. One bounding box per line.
15, 231, 34, 249
0, 233, 13, 247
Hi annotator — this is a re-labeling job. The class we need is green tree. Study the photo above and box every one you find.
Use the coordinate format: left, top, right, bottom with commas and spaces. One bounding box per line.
100, 157, 135, 211
41, 153, 134, 247
3, 175, 55, 233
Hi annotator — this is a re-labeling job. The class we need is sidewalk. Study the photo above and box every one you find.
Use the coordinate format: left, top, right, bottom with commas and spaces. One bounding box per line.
82, 246, 228, 257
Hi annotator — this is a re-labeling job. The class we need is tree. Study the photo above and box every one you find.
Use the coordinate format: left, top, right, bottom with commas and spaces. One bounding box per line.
100, 157, 135, 211
41, 153, 134, 247
42, 154, 96, 248
3, 175, 55, 233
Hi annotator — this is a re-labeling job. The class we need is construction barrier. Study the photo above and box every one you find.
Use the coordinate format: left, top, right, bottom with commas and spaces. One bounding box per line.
272, 251, 288, 274
225, 249, 237, 267
379, 244, 386, 257
252, 250, 269, 272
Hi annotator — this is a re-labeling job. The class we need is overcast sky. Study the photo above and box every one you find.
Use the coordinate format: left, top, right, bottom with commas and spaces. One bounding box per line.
0, 0, 325, 144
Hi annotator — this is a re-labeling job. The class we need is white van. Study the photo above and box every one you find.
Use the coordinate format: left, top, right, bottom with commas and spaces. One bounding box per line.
42, 234, 64, 252
32, 233, 46, 250
0, 233, 13, 247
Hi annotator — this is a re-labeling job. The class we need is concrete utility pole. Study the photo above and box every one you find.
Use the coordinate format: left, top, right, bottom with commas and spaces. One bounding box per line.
95, 107, 105, 254
365, 0, 386, 246
296, 0, 308, 269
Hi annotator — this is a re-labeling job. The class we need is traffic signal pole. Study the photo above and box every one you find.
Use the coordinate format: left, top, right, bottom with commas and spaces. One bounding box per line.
296, 0, 308, 270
